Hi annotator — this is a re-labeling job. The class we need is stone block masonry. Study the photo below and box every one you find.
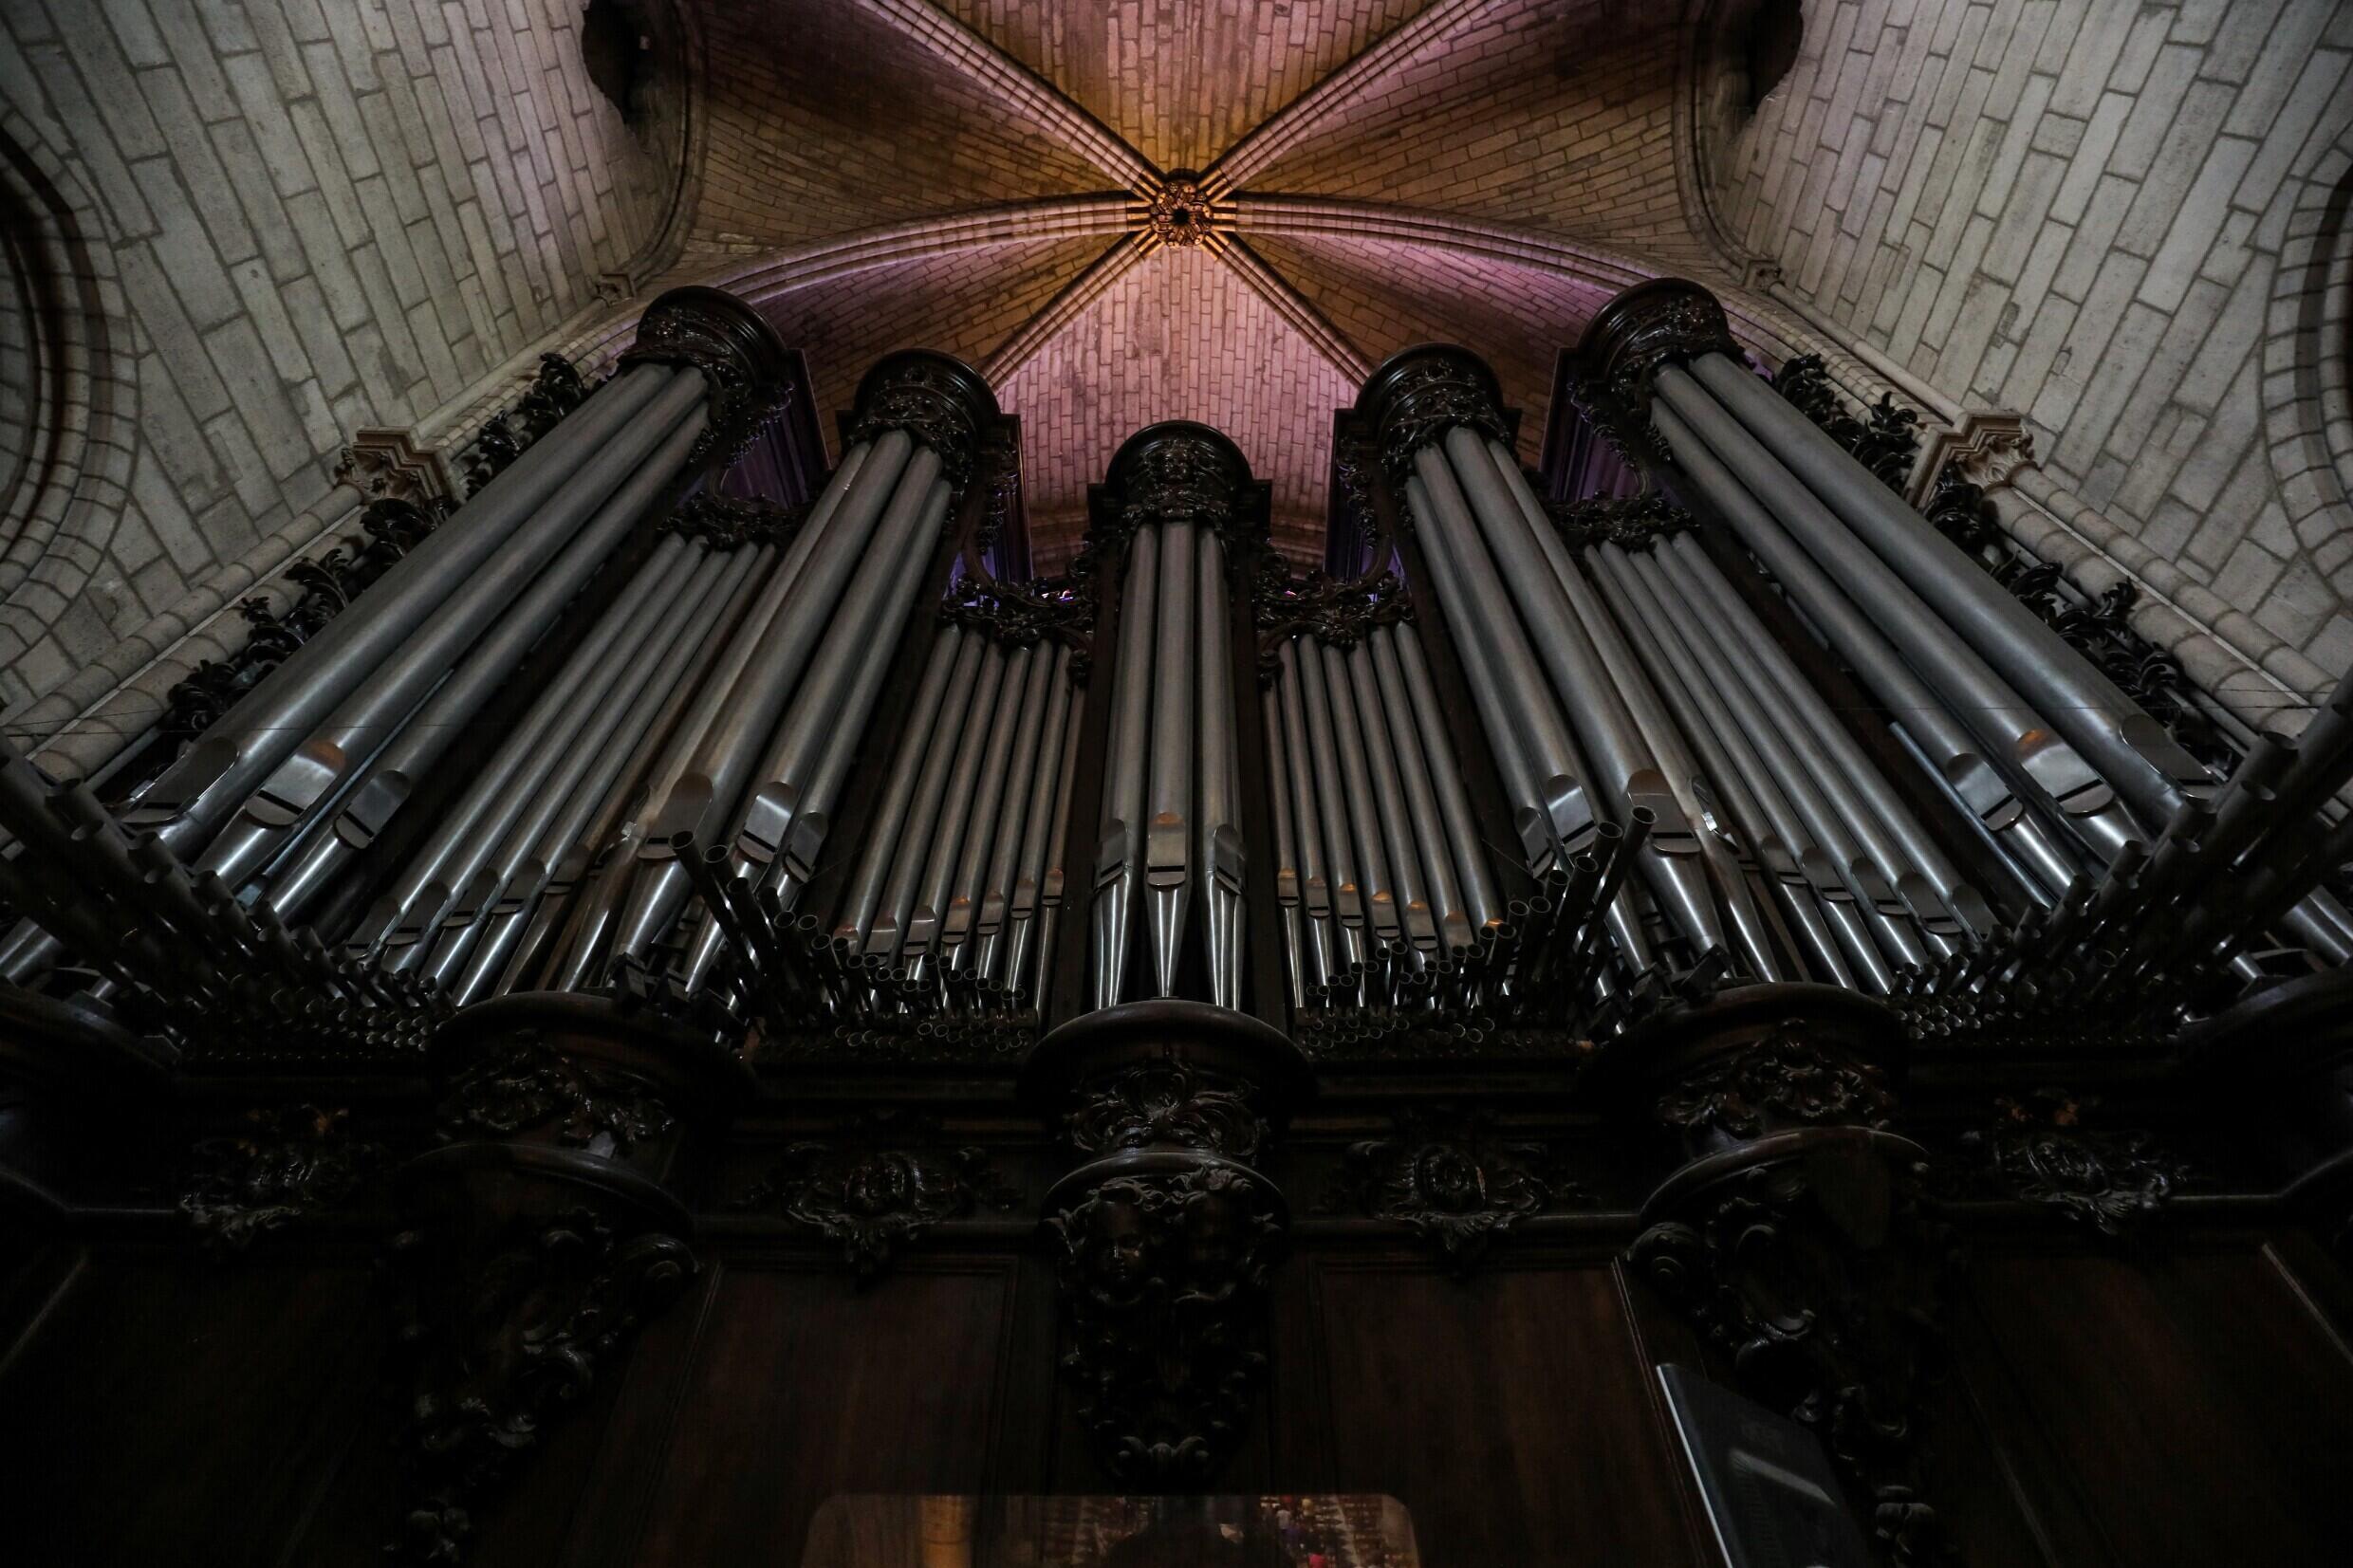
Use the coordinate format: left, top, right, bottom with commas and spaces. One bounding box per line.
0, 0, 679, 724
1710, 0, 2353, 700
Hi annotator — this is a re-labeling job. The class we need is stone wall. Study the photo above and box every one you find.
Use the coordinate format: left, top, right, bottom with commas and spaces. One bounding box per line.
0, 0, 684, 720
1705, 0, 2353, 699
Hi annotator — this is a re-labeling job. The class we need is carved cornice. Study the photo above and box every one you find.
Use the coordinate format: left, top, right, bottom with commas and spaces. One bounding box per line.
1545, 492, 1693, 550
435, 1038, 676, 1155
660, 492, 809, 551
1654, 1022, 1897, 1141
1353, 343, 1509, 481
1065, 1060, 1269, 1165
732, 1113, 1019, 1277
844, 349, 1000, 490
178, 1104, 385, 1248
1316, 1108, 1589, 1270
1947, 1092, 2187, 1236
1569, 278, 1739, 469
621, 285, 794, 394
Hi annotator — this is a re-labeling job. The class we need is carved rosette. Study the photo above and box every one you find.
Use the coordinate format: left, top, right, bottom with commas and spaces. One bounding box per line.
1571, 278, 1741, 466
732, 1114, 1020, 1278
1145, 176, 1215, 248
1353, 343, 1510, 482
1317, 1108, 1588, 1270
1025, 1001, 1308, 1485
843, 349, 1000, 491
386, 997, 752, 1564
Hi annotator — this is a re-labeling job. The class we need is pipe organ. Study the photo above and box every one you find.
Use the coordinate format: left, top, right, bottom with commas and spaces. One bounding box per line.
6, 279, 2353, 1567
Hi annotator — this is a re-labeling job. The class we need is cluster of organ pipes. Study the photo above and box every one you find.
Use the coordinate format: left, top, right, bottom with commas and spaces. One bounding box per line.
2, 276, 2350, 1068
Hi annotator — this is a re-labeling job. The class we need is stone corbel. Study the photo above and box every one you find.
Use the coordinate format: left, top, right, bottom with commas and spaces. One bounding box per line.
1909, 410, 2033, 507
334, 428, 459, 507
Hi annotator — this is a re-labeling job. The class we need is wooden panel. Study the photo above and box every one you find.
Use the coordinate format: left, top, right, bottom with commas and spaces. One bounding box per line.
1963, 1242, 2353, 1568
0, 1253, 385, 1567
1284, 1254, 1701, 1568
606, 1256, 1023, 1565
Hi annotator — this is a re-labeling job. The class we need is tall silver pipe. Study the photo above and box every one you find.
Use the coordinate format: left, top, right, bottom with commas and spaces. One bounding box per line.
864, 634, 988, 964
122, 363, 676, 856
910, 641, 1020, 965
1195, 528, 1245, 1008
1481, 437, 1784, 979
1671, 533, 1995, 942
1010, 678, 1083, 1002
1092, 526, 1158, 1010
351, 534, 709, 961
833, 627, 969, 952
1264, 677, 1307, 1006
198, 375, 711, 892
1651, 397, 2082, 898
1404, 461, 1595, 870
1277, 642, 1339, 990
612, 434, 929, 968
1438, 428, 1728, 960
936, 644, 1030, 964
1385, 623, 1502, 936
435, 546, 743, 998
1366, 629, 1473, 950
533, 539, 785, 994
1344, 643, 1436, 953
1319, 641, 1401, 950
1644, 543, 1928, 973
1657, 377, 2144, 865
992, 648, 1077, 991
1593, 544, 1856, 988
1696, 353, 2215, 826
1144, 519, 1197, 998
988, 644, 1072, 987
1295, 629, 1369, 972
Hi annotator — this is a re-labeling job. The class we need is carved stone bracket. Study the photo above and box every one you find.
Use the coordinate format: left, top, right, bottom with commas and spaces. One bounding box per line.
385, 997, 750, 1564
1945, 1091, 2186, 1236
732, 1113, 1020, 1278
843, 349, 1001, 491
1354, 343, 1510, 482
1911, 410, 2031, 504
335, 427, 457, 505
1316, 1108, 1589, 1271
179, 1104, 386, 1249
1025, 1001, 1309, 1486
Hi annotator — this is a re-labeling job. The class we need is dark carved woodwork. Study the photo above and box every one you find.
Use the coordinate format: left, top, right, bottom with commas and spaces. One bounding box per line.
658, 490, 810, 550
1769, 353, 1921, 494
732, 1113, 1019, 1277
1542, 490, 1694, 549
1315, 1107, 1588, 1270
178, 1103, 385, 1248
457, 354, 591, 496
1354, 343, 1512, 482
842, 349, 1001, 491
1945, 1092, 2187, 1236
1621, 987, 1955, 1565
1027, 1002, 1307, 1485
1569, 278, 1744, 466
1927, 464, 2238, 777
386, 998, 750, 1562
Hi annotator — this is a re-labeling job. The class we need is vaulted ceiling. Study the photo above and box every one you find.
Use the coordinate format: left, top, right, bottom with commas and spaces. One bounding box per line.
674, 0, 1725, 560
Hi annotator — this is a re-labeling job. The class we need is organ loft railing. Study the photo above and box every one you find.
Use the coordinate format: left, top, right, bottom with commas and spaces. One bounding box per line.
4, 278, 2353, 1555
